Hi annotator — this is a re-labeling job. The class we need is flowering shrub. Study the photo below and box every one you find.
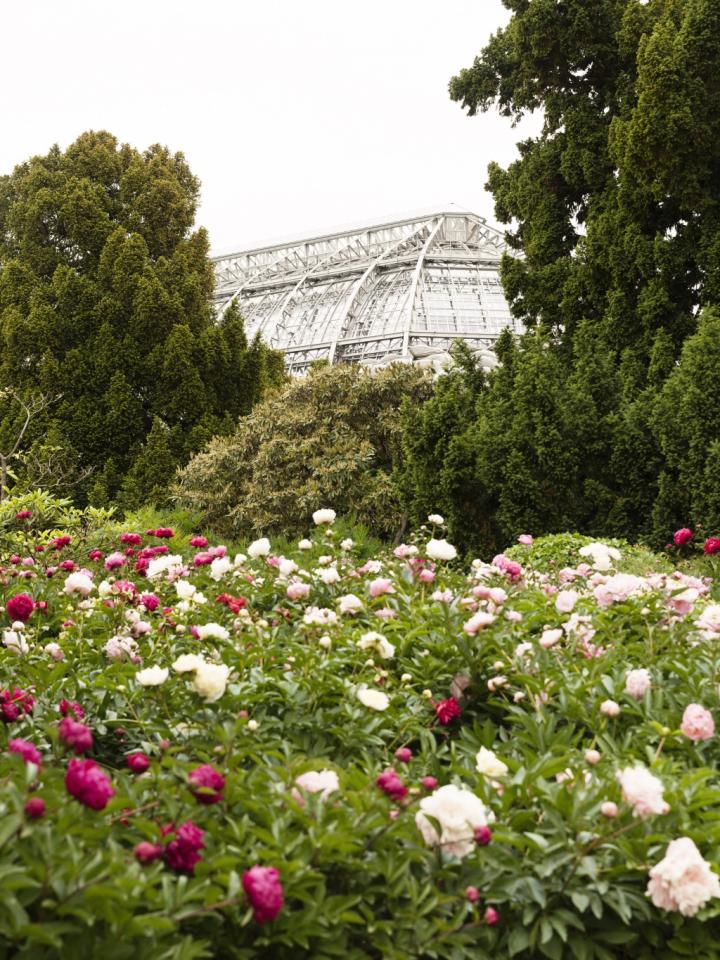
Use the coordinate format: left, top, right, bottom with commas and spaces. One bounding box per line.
1, 518, 720, 956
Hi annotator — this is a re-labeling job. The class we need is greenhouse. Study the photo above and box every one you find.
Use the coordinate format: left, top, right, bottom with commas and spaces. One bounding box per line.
212, 210, 521, 373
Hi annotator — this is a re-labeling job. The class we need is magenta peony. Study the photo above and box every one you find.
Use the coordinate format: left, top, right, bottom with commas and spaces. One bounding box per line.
188, 764, 226, 804
134, 841, 163, 864
435, 697, 461, 726
164, 820, 205, 873
120, 533, 143, 546
127, 752, 151, 773
9, 738, 42, 766
1, 687, 34, 722
65, 758, 114, 810
24, 797, 46, 819
59, 716, 93, 754
704, 537, 720, 556
673, 528, 693, 547
242, 865, 284, 924
680, 704, 715, 742
5, 593, 34, 623
376, 768, 408, 801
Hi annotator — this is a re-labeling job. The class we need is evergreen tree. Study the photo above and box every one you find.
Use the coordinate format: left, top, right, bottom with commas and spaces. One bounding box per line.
0, 131, 282, 503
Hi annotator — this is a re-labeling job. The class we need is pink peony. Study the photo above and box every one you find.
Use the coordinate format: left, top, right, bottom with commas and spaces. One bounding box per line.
395, 747, 412, 763
376, 768, 408, 801
704, 537, 720, 556
517, 534, 533, 545
286, 581, 310, 601
190, 536, 209, 548
58, 699, 85, 719
188, 764, 225, 805
673, 528, 693, 547
368, 577, 395, 598
164, 821, 205, 873
242, 865, 284, 924
680, 704, 715, 742
463, 611, 496, 635
120, 532, 143, 546
59, 716, 93, 754
293, 769, 339, 799
134, 841, 163, 864
140, 592, 160, 611
647, 838, 720, 916
9, 738, 42, 766
153, 527, 175, 539
555, 589, 578, 614
65, 758, 115, 810
127, 752, 151, 773
625, 668, 652, 700
1, 687, 34, 722
24, 797, 46, 819
617, 766, 669, 818
5, 593, 34, 623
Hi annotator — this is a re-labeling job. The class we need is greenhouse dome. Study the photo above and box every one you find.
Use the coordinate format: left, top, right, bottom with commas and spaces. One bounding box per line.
212, 210, 520, 374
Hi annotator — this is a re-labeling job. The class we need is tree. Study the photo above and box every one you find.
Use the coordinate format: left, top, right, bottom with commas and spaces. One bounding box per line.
174, 363, 433, 541
0, 131, 282, 503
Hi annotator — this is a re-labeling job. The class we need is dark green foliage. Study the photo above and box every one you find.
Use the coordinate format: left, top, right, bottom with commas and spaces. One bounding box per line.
402, 0, 720, 553
0, 131, 282, 503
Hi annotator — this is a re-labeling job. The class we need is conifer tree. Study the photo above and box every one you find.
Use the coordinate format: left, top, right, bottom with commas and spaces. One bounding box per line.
0, 131, 282, 503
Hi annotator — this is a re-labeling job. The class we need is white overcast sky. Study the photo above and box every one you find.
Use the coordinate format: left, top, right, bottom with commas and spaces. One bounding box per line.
2, 0, 539, 254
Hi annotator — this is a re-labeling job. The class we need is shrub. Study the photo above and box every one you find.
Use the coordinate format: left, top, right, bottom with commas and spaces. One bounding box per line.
2, 518, 720, 955
174, 362, 433, 540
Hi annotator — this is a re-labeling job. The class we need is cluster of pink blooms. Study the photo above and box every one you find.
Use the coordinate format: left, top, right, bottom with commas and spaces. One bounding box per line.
671, 527, 720, 555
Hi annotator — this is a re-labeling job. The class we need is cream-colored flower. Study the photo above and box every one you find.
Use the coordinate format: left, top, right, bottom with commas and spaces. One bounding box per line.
357, 687, 389, 711
136, 665, 169, 686
475, 747, 509, 779
191, 662, 230, 702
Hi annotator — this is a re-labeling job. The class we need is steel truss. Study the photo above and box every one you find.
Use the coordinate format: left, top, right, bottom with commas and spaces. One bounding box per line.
212, 211, 520, 374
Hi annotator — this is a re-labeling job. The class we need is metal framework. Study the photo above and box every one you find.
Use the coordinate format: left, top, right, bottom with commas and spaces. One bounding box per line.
212, 211, 520, 374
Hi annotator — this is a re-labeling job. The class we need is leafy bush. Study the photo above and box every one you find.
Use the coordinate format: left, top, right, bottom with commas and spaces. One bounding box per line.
2, 517, 720, 956
174, 362, 433, 540
0, 489, 115, 554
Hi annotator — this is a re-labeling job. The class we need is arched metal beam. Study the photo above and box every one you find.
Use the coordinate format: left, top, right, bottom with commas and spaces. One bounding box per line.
401, 217, 445, 354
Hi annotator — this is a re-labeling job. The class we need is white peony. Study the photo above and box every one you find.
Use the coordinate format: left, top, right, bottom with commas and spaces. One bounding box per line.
338, 594, 363, 615
247, 537, 271, 559
317, 566, 341, 585
210, 556, 232, 581
427, 513, 445, 525
578, 542, 621, 572
357, 687, 389, 711
63, 572, 94, 596
136, 665, 169, 686
340, 538, 354, 551
146, 554, 185, 580
426, 538, 457, 562
3, 630, 28, 655
357, 631, 395, 659
278, 557, 299, 577
294, 769, 339, 799
416, 784, 494, 858
313, 509, 336, 526
303, 606, 338, 627
647, 837, 720, 916
172, 653, 206, 673
175, 579, 196, 600
298, 539, 313, 551
195, 622, 230, 642
475, 747, 509, 779
191, 661, 230, 702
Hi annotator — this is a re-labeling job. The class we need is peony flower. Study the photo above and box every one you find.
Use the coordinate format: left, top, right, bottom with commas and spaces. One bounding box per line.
617, 766, 669, 818
673, 528, 693, 547
136, 666, 169, 687
9, 738, 42, 767
63, 572, 94, 596
173, 653, 206, 673
338, 593, 362, 614
647, 837, 720, 916
703, 537, 720, 556
165, 820, 205, 874
247, 538, 271, 559
368, 577, 395, 598
104, 635, 138, 661
426, 539, 457, 561
555, 590, 578, 614
243, 865, 284, 924
65, 758, 115, 810
340, 538, 354, 551
357, 688, 389, 711
24, 797, 46, 819
376, 768, 408, 801
127, 752, 150, 773
578, 542, 620, 572
539, 628, 563, 649
104, 551, 126, 571
3, 630, 28, 655
518, 534, 533, 545
298, 538, 313, 551
317, 566, 341, 585
195, 622, 229, 642
287, 581, 311, 601
600, 699, 620, 718
357, 631, 395, 659
475, 747, 508, 779
210, 556, 232, 581
625, 668, 652, 700
5, 594, 34, 623
59, 717, 93, 754
189, 535, 209, 548
463, 611, 495, 635
294, 769, 339, 799
303, 606, 338, 627
191, 662, 230, 702
427, 514, 445, 525
188, 764, 226, 804
313, 509, 336, 526
435, 697, 461, 725
134, 841, 163, 864
416, 784, 494, 858
680, 704, 715, 742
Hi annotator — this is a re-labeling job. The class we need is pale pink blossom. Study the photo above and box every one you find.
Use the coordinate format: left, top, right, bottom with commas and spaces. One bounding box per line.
368, 578, 395, 598
647, 838, 720, 916
555, 590, 578, 614
293, 769, 339, 800
463, 611, 495, 635
338, 593, 363, 614
539, 628, 563, 649
600, 801, 618, 818
287, 581, 311, 601
517, 534, 533, 545
600, 699, 620, 718
617, 766, 669, 818
625, 668, 652, 700
680, 704, 715, 742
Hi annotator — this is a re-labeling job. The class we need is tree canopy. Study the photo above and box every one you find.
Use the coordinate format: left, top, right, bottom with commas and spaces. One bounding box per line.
0, 131, 283, 505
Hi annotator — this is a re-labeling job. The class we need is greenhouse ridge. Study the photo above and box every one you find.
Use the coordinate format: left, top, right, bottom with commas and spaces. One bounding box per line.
212, 211, 521, 373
